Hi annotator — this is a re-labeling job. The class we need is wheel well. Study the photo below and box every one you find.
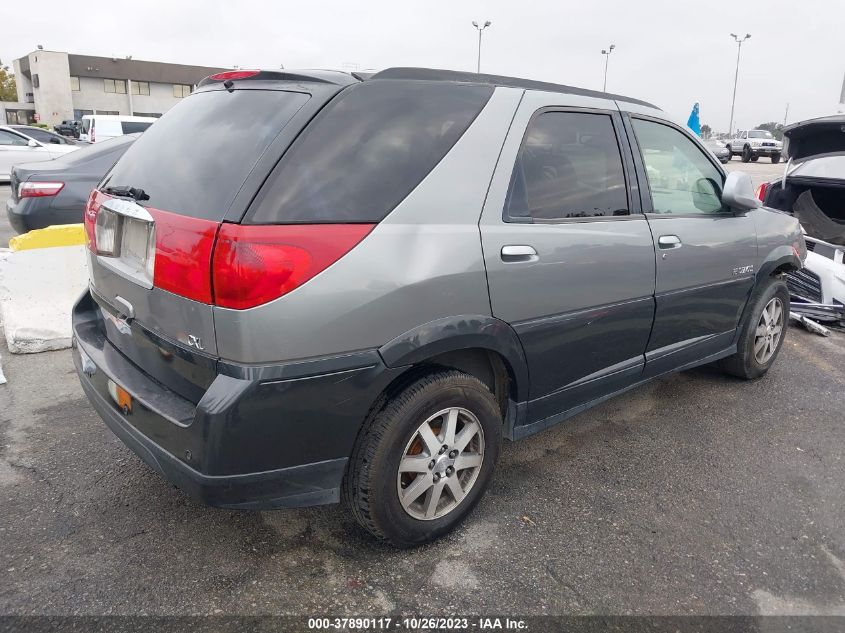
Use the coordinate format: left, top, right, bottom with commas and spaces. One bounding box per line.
771, 262, 798, 277
381, 348, 514, 419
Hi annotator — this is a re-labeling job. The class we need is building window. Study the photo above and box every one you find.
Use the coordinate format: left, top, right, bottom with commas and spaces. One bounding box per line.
104, 79, 127, 94
70, 76, 80, 91
173, 84, 192, 98
131, 81, 150, 96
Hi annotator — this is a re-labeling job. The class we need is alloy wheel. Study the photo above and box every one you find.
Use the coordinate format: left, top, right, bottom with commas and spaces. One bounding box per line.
396, 407, 485, 521
754, 297, 784, 364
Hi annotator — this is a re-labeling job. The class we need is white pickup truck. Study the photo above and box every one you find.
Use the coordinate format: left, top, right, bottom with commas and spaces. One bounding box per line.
726, 129, 783, 163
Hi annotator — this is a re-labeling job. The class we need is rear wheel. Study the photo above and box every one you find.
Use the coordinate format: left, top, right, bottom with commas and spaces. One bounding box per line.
718, 278, 789, 380
772, 153, 781, 164
726, 145, 733, 160
741, 146, 752, 163
343, 370, 502, 547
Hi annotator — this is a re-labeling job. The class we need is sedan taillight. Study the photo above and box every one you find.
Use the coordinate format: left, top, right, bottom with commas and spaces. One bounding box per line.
18, 182, 65, 198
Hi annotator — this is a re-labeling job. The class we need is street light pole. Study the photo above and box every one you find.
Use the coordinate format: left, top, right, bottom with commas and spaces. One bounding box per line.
601, 44, 615, 92
728, 33, 751, 136
472, 20, 491, 73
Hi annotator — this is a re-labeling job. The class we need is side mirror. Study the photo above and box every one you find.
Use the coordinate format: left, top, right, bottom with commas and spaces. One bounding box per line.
26, 139, 39, 148
722, 171, 761, 212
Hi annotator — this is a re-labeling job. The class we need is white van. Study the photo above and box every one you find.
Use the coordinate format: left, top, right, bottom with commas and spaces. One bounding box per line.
79, 114, 156, 143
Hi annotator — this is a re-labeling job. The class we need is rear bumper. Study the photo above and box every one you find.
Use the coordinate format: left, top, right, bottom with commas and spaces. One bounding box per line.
72, 289, 403, 509
6, 195, 78, 234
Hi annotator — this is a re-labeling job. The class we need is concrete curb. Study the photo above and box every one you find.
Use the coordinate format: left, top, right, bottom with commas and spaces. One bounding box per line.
0, 232, 88, 354
9, 223, 85, 251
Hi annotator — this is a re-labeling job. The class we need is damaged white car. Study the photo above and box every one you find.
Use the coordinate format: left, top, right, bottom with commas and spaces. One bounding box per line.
757, 114, 845, 324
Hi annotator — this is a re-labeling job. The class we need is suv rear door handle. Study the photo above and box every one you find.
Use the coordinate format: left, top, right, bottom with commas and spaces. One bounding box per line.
501, 245, 538, 263
658, 235, 682, 249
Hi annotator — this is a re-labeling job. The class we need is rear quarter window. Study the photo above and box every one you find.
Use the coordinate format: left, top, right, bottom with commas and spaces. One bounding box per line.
247, 80, 494, 224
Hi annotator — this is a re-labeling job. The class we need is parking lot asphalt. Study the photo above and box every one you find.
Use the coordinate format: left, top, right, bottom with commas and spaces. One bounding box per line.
2, 172, 845, 616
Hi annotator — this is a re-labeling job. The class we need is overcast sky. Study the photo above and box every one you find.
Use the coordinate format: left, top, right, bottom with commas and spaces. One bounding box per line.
3, 0, 843, 132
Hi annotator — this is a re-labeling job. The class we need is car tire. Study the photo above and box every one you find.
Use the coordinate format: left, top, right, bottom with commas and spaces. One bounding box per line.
741, 146, 752, 163
725, 145, 733, 160
772, 153, 781, 164
750, 155, 759, 162
343, 370, 502, 547
718, 278, 789, 380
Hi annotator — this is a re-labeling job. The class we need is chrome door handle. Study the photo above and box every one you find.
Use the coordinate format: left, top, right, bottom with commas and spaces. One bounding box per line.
501, 245, 538, 263
658, 235, 682, 249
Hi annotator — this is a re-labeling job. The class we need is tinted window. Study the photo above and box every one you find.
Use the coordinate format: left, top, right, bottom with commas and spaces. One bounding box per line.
632, 119, 725, 215
104, 89, 309, 220
121, 121, 153, 134
82, 118, 92, 134
748, 130, 773, 139
49, 134, 137, 168
505, 111, 628, 221
248, 80, 493, 224
14, 127, 65, 144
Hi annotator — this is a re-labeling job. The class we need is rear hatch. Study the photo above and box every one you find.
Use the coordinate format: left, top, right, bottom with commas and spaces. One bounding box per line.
83, 71, 350, 402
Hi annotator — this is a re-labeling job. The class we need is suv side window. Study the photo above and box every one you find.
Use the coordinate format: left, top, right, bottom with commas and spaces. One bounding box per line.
505, 111, 629, 221
632, 118, 725, 215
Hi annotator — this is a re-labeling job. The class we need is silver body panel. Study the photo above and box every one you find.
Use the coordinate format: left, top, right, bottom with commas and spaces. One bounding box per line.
213, 87, 525, 363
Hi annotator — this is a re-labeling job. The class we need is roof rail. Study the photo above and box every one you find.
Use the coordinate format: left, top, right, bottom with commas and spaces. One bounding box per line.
369, 67, 659, 109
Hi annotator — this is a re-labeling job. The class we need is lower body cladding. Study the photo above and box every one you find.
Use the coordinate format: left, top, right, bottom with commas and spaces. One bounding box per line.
72, 290, 404, 509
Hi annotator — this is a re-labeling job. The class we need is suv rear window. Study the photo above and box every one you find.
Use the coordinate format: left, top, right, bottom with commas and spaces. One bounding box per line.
103, 89, 310, 219
247, 80, 494, 224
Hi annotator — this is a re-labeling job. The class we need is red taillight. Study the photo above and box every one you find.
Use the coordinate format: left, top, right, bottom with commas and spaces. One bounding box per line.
755, 181, 769, 202
211, 224, 375, 310
18, 181, 64, 198
149, 208, 220, 304
208, 70, 260, 81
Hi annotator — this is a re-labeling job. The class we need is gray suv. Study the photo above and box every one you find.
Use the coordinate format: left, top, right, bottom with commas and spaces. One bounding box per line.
72, 68, 805, 547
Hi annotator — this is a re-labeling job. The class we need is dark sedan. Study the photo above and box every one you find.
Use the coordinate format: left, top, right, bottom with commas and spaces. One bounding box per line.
6, 134, 137, 234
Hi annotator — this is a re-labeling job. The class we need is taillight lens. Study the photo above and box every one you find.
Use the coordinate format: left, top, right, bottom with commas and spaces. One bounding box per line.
149, 208, 219, 304
18, 181, 64, 198
755, 181, 769, 202
83, 190, 103, 252
211, 224, 374, 309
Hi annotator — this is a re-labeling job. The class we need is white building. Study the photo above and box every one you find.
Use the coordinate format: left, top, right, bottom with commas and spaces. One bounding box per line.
9, 49, 227, 126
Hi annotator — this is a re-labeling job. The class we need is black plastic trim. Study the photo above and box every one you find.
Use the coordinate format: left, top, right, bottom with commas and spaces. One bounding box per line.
370, 67, 659, 109
378, 315, 530, 402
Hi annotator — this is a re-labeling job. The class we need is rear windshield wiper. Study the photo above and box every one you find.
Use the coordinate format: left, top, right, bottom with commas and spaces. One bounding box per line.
102, 185, 150, 202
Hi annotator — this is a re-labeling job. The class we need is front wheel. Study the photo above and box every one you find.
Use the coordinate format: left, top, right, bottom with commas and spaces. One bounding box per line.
772, 153, 781, 164
718, 278, 789, 380
750, 155, 759, 162
343, 370, 502, 547
741, 146, 752, 163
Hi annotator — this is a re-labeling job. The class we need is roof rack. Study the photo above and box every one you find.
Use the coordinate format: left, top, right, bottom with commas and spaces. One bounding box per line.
369, 67, 659, 109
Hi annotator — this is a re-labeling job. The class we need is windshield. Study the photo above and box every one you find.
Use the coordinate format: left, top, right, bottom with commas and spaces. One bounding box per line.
749, 130, 774, 139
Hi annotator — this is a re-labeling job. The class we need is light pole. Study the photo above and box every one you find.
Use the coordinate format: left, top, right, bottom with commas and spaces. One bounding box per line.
728, 33, 751, 136
472, 20, 491, 73
601, 44, 615, 92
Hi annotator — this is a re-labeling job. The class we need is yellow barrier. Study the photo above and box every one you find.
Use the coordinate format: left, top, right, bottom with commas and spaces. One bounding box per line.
9, 224, 86, 252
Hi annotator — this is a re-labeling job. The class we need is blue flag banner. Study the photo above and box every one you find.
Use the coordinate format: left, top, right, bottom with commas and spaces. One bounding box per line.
687, 102, 701, 136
